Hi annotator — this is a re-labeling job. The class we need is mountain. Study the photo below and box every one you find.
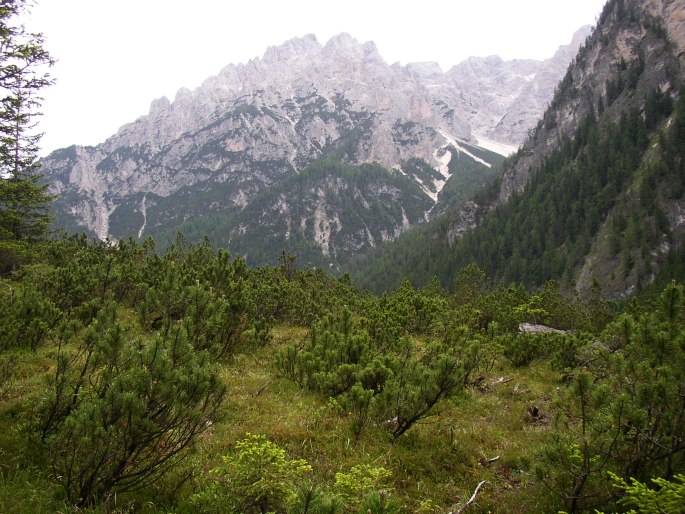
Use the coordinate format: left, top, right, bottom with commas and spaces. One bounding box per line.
42, 30, 586, 267
449, 26, 592, 146
352, 0, 685, 297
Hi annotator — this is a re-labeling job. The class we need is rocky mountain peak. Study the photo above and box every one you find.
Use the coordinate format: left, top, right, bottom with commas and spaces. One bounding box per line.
41, 28, 592, 261
549, 25, 593, 66
148, 96, 171, 115
363, 40, 380, 57
451, 55, 505, 74
405, 62, 445, 80
262, 33, 322, 64
323, 32, 358, 52
445, 25, 593, 147
321, 32, 384, 65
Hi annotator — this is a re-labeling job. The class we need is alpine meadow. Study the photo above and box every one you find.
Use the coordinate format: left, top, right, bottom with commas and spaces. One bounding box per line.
1, 0, 685, 513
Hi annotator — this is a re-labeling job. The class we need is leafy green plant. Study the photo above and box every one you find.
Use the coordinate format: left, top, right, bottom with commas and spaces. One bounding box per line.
243, 315, 274, 347
536, 371, 618, 513
0, 353, 16, 394
374, 339, 466, 438
289, 483, 343, 514
340, 382, 375, 439
605, 283, 685, 480
0, 0, 55, 274
182, 283, 246, 358
333, 464, 393, 513
360, 490, 403, 514
195, 433, 312, 514
503, 333, 550, 368
513, 294, 550, 325
276, 308, 371, 396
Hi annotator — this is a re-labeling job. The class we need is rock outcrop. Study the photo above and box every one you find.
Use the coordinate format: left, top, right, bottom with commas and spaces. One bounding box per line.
498, 0, 685, 202
448, 26, 592, 147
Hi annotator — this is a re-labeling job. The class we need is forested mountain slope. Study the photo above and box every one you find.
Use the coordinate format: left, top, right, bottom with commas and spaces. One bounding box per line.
352, 0, 685, 297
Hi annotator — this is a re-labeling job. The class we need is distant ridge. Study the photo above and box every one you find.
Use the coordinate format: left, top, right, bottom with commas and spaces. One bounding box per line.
41, 29, 588, 269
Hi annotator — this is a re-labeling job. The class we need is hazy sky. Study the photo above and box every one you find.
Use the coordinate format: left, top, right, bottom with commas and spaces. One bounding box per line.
22, 0, 607, 156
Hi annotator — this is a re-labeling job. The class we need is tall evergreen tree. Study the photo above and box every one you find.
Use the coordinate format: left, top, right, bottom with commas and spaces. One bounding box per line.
0, 0, 54, 272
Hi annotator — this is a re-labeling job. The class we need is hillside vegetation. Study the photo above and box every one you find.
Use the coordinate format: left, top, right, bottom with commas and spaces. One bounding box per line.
351, 85, 685, 296
1, 236, 684, 513
2, 1, 685, 512
352, 0, 685, 297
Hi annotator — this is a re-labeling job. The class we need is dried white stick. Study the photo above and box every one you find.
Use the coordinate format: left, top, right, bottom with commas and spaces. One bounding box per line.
455, 480, 488, 514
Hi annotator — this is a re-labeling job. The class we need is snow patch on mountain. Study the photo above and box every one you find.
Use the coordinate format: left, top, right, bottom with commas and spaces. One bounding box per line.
438, 129, 492, 168
429, 147, 454, 203
138, 194, 147, 239
473, 133, 519, 156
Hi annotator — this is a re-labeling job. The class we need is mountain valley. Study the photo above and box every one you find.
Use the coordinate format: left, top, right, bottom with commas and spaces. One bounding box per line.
42, 28, 587, 268
4, 1, 685, 512
352, 0, 685, 297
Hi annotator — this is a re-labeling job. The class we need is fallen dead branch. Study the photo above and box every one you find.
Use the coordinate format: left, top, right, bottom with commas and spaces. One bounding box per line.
452, 480, 488, 514
480, 455, 500, 466
252, 379, 272, 397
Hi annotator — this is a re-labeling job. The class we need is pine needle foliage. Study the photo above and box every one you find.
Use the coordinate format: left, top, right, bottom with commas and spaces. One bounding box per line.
0, 0, 54, 272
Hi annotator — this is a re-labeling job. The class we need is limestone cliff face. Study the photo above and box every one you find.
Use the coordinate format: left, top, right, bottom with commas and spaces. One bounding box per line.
40, 31, 585, 261
645, 0, 685, 66
448, 26, 592, 146
498, 0, 684, 203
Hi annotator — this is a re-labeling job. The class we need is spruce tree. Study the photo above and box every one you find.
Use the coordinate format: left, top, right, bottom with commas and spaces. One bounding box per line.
0, 0, 54, 272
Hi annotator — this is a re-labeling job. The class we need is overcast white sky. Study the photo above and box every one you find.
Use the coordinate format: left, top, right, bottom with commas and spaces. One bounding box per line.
22, 0, 607, 156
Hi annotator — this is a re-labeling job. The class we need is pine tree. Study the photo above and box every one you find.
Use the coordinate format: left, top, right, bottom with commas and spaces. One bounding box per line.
0, 0, 54, 272
40, 306, 226, 507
